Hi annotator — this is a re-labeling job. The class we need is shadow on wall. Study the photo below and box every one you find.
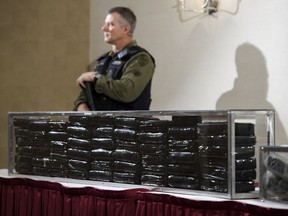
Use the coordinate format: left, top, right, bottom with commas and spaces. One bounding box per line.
216, 42, 288, 144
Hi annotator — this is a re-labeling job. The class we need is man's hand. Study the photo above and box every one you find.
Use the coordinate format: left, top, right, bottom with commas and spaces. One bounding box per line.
76, 72, 96, 88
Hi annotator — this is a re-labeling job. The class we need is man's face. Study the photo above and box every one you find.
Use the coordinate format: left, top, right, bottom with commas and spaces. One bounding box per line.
101, 12, 129, 45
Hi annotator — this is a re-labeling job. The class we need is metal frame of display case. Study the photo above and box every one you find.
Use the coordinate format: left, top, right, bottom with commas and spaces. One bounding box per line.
7, 109, 275, 199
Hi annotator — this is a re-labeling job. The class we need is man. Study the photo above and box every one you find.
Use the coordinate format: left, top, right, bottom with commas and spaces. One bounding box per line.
74, 7, 155, 111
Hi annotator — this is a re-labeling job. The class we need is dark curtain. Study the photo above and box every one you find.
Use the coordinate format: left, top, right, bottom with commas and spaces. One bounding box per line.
1, 177, 288, 216
135, 192, 288, 216
0, 177, 147, 216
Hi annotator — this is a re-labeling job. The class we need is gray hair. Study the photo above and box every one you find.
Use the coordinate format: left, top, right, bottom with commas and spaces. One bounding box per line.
108, 7, 136, 34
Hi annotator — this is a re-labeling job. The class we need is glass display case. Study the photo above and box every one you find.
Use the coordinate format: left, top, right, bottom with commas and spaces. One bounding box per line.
260, 146, 288, 203
8, 109, 275, 199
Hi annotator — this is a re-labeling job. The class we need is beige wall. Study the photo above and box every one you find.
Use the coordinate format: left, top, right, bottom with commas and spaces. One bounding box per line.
91, 0, 288, 145
0, 1, 90, 168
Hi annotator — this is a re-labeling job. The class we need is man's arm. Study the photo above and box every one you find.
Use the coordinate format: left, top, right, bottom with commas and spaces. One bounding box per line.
73, 90, 90, 111
73, 71, 98, 111
95, 52, 155, 103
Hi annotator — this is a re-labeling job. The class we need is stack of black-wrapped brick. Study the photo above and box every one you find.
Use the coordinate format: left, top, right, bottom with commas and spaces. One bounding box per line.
167, 116, 201, 189
234, 123, 257, 192
198, 122, 256, 193
66, 116, 92, 179
13, 114, 258, 195
88, 115, 115, 182
112, 116, 141, 184
139, 118, 169, 186
48, 119, 68, 177
14, 119, 32, 175
14, 119, 51, 176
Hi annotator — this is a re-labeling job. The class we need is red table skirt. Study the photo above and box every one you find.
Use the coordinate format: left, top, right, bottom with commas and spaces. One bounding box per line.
1, 177, 287, 216
136, 192, 288, 216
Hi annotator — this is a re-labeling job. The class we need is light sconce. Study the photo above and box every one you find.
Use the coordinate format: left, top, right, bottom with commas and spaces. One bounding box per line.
180, 0, 219, 15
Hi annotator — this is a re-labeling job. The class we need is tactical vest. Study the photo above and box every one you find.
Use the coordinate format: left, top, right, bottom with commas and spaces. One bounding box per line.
92, 46, 155, 111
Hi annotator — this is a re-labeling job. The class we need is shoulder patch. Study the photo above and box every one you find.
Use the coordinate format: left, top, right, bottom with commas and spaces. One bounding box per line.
138, 55, 149, 67
133, 70, 141, 77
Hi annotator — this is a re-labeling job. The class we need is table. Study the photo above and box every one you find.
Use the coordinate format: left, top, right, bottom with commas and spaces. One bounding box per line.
1, 169, 287, 216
